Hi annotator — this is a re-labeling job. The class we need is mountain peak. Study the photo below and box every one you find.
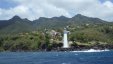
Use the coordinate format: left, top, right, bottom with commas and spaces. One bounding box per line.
12, 15, 21, 20
74, 14, 86, 18
9, 15, 22, 21
59, 15, 68, 18
76, 14, 82, 16
72, 14, 89, 20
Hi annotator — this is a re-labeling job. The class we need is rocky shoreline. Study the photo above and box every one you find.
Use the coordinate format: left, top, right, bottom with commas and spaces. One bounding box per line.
1, 44, 113, 52
40, 44, 113, 52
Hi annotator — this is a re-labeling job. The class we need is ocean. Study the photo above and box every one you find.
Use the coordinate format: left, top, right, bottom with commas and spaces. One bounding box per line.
0, 50, 113, 64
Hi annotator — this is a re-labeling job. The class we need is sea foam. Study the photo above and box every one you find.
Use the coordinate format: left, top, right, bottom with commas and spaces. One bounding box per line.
71, 49, 109, 52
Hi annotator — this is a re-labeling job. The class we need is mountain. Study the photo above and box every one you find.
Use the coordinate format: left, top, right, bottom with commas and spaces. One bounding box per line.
71, 14, 106, 24
0, 14, 110, 33
33, 16, 70, 29
0, 16, 35, 33
33, 14, 107, 28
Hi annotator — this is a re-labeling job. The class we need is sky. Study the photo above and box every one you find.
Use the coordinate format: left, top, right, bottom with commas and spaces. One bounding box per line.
0, 0, 113, 21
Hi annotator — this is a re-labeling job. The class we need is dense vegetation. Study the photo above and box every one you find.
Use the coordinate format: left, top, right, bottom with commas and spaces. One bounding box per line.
0, 23, 113, 51
0, 14, 113, 51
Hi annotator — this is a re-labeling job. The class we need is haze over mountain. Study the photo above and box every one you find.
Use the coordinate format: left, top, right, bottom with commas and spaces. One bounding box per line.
0, 14, 110, 33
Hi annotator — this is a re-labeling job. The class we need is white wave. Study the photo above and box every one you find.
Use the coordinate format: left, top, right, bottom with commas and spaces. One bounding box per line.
71, 49, 109, 52
75, 54, 78, 55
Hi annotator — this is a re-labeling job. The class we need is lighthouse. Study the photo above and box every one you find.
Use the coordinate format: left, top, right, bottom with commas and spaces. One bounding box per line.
63, 28, 69, 48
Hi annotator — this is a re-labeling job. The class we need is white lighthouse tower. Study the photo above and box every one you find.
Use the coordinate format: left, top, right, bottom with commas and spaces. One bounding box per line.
63, 28, 69, 48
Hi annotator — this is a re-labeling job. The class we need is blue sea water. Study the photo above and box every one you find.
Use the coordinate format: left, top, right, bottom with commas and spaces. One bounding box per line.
0, 51, 113, 64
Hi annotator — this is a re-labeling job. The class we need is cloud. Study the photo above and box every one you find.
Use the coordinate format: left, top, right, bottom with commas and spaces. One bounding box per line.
0, 0, 113, 21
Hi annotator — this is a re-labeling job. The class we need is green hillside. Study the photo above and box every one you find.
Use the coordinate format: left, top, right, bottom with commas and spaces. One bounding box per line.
0, 14, 113, 51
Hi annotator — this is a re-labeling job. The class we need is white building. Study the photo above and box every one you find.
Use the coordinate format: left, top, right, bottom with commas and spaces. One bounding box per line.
63, 28, 69, 48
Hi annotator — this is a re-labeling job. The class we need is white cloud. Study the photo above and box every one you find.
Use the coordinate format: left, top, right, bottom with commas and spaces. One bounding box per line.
0, 0, 113, 21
